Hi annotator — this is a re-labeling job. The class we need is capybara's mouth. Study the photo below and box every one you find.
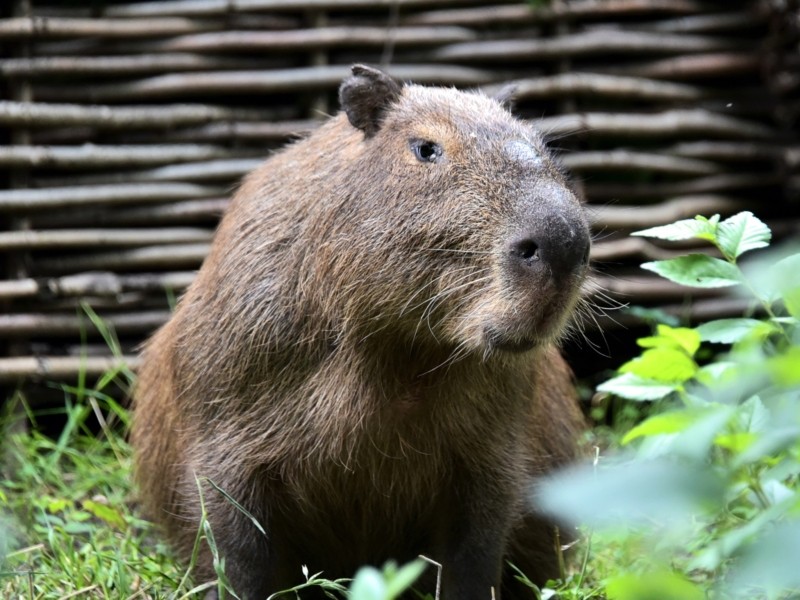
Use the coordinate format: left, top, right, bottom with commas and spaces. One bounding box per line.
483, 326, 539, 353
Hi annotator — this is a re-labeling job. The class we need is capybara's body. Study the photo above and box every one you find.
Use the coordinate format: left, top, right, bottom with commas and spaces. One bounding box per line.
133, 66, 590, 600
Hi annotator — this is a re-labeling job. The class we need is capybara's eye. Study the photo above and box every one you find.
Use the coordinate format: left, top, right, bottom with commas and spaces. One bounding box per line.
410, 139, 442, 163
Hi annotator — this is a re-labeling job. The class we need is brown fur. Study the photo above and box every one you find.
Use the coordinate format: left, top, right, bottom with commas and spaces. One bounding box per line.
132, 66, 590, 600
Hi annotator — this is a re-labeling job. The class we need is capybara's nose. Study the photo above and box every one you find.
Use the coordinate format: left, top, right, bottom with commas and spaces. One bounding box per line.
506, 223, 590, 281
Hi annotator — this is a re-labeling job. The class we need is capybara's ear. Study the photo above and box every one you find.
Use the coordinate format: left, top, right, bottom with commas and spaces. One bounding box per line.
339, 64, 403, 138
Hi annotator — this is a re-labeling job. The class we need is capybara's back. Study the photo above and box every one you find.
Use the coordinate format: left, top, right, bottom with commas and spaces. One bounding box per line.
133, 65, 590, 600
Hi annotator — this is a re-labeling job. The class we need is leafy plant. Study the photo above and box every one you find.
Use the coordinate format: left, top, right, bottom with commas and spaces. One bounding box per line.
540, 212, 800, 599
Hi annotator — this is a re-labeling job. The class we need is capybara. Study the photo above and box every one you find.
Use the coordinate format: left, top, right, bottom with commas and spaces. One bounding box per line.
132, 65, 590, 600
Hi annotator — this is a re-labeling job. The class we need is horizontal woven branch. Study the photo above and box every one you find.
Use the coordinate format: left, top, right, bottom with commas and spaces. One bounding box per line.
608, 52, 761, 80
106, 0, 703, 20
492, 72, 704, 101
0, 144, 227, 167
0, 271, 195, 300
589, 195, 747, 229
561, 150, 720, 175
667, 141, 793, 162
149, 25, 474, 52
434, 29, 740, 62
0, 228, 213, 250
0, 16, 222, 39
0, 183, 223, 211
591, 274, 722, 301
590, 237, 688, 263
585, 173, 782, 201
0, 100, 269, 128
627, 11, 764, 34
0, 53, 246, 77
536, 109, 776, 139
35, 64, 500, 102
36, 243, 211, 274
31, 198, 229, 228
104, 0, 511, 18
0, 355, 141, 383
162, 120, 317, 142
0, 310, 170, 337
40, 159, 262, 186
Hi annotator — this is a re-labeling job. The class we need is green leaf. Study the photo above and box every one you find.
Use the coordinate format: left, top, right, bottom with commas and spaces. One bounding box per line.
714, 432, 757, 453
638, 324, 701, 356
384, 561, 427, 600
716, 211, 771, 260
696, 318, 777, 344
736, 395, 770, 434
769, 253, 800, 317
734, 427, 800, 468
768, 346, 800, 386
597, 372, 679, 401
538, 459, 725, 528
632, 215, 719, 242
46, 498, 73, 514
726, 520, 800, 598
622, 411, 699, 445
674, 405, 736, 460
620, 348, 698, 383
63, 521, 94, 534
642, 255, 742, 288
697, 361, 739, 386
350, 566, 388, 600
82, 499, 126, 530
606, 571, 705, 600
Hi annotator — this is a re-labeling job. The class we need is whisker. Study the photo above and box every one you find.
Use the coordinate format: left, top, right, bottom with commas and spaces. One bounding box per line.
399, 265, 489, 317
426, 247, 493, 256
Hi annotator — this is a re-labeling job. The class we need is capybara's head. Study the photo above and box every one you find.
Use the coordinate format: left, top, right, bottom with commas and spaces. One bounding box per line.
300, 65, 590, 355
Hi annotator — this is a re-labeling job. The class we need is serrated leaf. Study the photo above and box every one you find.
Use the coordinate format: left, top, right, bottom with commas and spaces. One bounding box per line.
716, 211, 771, 259
736, 395, 770, 434
597, 372, 679, 401
620, 348, 698, 383
638, 324, 701, 355
642, 255, 742, 288
622, 411, 699, 445
632, 216, 719, 242
696, 318, 777, 344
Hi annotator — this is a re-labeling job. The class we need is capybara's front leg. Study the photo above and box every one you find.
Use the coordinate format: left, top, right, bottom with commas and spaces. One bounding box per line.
438, 474, 516, 600
196, 477, 291, 600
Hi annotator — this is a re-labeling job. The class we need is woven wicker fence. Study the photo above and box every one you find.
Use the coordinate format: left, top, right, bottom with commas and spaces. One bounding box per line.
1, 0, 798, 402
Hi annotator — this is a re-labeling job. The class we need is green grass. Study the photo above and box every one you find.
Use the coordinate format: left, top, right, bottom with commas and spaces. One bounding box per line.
0, 392, 192, 600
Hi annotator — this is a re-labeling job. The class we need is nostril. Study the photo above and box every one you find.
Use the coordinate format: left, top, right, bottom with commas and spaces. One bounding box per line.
511, 239, 540, 265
